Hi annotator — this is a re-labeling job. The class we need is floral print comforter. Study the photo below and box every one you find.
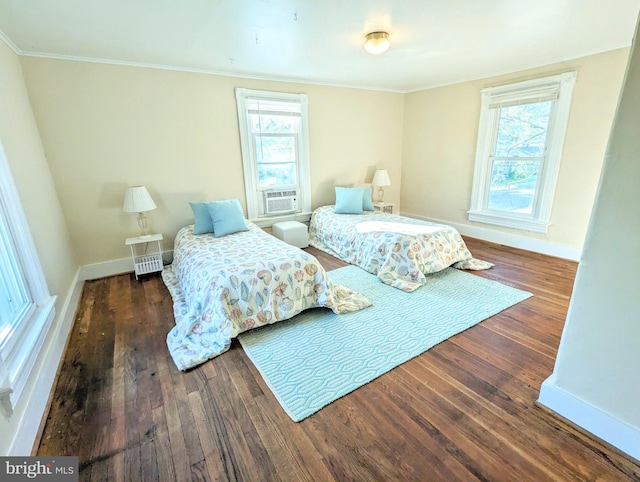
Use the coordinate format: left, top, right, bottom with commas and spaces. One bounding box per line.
309, 206, 492, 292
162, 222, 371, 370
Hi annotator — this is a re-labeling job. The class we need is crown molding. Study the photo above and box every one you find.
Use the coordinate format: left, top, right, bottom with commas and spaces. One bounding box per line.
18, 50, 406, 94
0, 29, 21, 55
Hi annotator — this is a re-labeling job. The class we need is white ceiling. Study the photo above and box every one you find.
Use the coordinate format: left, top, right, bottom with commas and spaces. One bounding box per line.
1, 0, 639, 92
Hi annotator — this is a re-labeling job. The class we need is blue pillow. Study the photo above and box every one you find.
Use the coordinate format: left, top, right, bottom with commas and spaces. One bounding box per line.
363, 187, 375, 211
334, 187, 365, 214
206, 198, 249, 238
190, 202, 214, 234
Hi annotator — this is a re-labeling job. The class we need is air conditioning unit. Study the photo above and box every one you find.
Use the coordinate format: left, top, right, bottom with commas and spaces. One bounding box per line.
264, 189, 298, 214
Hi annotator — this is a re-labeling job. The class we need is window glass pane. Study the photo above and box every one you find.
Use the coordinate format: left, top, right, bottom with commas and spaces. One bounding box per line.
487, 160, 539, 214
249, 113, 298, 134
0, 215, 30, 343
255, 135, 297, 188
255, 136, 296, 164
494, 101, 552, 157
257, 163, 297, 188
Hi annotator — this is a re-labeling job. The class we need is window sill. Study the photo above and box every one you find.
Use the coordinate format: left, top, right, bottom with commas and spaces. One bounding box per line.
5, 296, 56, 408
468, 211, 549, 233
251, 212, 312, 228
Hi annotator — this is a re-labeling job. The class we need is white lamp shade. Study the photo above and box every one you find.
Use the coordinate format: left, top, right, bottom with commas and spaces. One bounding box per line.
123, 186, 157, 213
372, 169, 391, 187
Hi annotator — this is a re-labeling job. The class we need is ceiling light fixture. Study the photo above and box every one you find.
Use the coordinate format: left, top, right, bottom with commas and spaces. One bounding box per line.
364, 31, 390, 55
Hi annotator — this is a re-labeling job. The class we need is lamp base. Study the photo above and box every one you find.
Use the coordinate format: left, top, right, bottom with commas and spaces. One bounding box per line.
137, 212, 149, 237
377, 187, 385, 203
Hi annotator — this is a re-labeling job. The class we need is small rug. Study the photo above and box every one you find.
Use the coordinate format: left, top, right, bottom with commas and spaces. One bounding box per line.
238, 265, 532, 422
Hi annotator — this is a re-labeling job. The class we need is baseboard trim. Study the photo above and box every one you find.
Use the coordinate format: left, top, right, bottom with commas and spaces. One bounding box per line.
538, 377, 640, 461
81, 256, 134, 280
7, 267, 84, 455
401, 212, 582, 261
81, 250, 173, 280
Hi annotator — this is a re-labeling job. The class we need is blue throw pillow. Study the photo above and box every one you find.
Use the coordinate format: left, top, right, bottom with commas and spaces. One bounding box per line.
207, 198, 249, 237
190, 202, 214, 234
334, 187, 365, 214
363, 187, 375, 211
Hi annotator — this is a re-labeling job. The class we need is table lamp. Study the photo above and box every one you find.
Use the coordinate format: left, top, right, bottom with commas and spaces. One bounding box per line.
372, 169, 391, 202
123, 186, 157, 237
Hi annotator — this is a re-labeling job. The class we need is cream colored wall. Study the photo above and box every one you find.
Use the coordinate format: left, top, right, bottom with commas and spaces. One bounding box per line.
20, 58, 404, 266
0, 41, 78, 454
402, 49, 629, 249
18, 49, 626, 266
539, 17, 640, 458
0, 46, 77, 297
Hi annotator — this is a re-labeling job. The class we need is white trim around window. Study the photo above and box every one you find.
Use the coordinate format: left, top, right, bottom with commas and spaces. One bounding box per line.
235, 88, 312, 226
0, 140, 56, 415
468, 72, 577, 233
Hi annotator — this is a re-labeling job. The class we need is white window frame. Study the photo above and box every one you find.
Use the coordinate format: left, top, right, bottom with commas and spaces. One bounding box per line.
468, 72, 577, 233
235, 88, 312, 226
0, 140, 56, 413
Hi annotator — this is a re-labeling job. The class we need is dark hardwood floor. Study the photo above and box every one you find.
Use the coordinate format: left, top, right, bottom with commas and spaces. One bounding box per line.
36, 237, 640, 481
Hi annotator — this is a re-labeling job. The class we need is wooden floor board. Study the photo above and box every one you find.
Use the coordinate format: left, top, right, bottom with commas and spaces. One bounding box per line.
414, 355, 587, 481
37, 237, 640, 481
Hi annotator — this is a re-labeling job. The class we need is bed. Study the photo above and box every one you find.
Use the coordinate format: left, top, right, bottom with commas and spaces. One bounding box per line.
309, 205, 492, 292
162, 221, 371, 370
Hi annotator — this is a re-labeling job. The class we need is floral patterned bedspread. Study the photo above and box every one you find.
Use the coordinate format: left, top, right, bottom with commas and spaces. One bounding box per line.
309, 206, 492, 292
162, 222, 371, 370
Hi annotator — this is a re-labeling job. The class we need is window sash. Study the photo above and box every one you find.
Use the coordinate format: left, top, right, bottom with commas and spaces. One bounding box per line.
253, 133, 299, 189
0, 196, 33, 356
492, 101, 553, 159
486, 96, 552, 217
485, 100, 551, 218
0, 210, 30, 294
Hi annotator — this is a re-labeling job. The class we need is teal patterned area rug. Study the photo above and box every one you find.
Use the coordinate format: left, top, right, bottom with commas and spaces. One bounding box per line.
238, 265, 532, 422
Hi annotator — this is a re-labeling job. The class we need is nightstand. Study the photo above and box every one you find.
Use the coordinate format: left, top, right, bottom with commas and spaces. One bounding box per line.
373, 202, 395, 214
125, 234, 164, 280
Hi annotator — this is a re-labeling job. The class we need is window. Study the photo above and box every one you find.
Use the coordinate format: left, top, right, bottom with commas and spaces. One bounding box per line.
468, 72, 576, 232
0, 225, 30, 334
0, 140, 56, 414
236, 89, 311, 224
